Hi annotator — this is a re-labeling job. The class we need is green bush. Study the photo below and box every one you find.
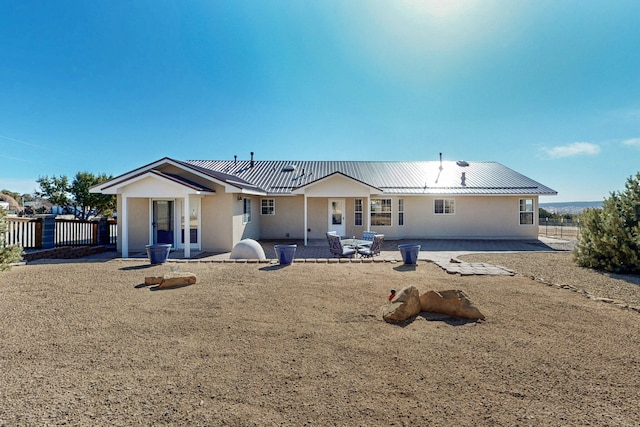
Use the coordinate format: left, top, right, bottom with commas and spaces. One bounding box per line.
574, 172, 640, 274
0, 209, 24, 271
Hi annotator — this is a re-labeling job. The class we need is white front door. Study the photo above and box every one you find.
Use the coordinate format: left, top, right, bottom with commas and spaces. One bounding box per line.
328, 199, 345, 236
152, 200, 174, 245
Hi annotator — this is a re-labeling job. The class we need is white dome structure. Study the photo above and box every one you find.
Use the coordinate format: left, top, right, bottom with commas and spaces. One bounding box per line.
230, 239, 266, 260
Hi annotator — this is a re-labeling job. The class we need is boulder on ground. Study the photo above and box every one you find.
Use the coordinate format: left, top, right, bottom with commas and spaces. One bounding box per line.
230, 239, 266, 260
145, 272, 197, 289
145, 276, 163, 285
159, 272, 197, 289
382, 285, 421, 323
419, 290, 485, 320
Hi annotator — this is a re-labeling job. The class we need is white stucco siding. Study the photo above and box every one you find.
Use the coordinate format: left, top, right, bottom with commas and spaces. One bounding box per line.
306, 197, 330, 239
255, 194, 539, 241
398, 195, 538, 239
120, 175, 192, 198
303, 175, 373, 197
126, 198, 151, 252
345, 198, 367, 239
230, 195, 261, 245
258, 196, 304, 239
200, 193, 234, 252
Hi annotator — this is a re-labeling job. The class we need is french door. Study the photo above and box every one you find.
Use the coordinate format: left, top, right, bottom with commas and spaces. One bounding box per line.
152, 200, 174, 245
177, 198, 201, 250
152, 198, 201, 249
328, 199, 345, 236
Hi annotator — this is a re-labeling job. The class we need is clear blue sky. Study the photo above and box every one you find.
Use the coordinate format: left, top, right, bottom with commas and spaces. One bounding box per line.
1, 0, 639, 203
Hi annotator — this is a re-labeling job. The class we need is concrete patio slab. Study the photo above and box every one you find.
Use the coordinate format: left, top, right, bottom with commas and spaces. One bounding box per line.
55, 236, 573, 276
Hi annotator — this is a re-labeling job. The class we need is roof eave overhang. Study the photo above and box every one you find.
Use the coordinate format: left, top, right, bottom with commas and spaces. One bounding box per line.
238, 189, 268, 196
90, 170, 216, 195
371, 189, 559, 197
89, 157, 245, 194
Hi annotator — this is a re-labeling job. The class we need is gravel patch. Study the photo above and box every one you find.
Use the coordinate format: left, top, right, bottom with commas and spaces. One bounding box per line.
1, 258, 639, 426
460, 251, 640, 308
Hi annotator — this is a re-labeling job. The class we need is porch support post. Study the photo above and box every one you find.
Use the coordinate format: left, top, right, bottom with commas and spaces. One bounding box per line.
122, 195, 129, 258
304, 194, 308, 246
184, 196, 191, 258
366, 195, 371, 231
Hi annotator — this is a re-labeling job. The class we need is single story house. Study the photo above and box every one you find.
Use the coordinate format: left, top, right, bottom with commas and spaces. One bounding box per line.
90, 154, 557, 258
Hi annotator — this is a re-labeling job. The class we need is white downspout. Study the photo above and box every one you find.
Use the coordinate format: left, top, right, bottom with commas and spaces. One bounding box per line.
366, 195, 371, 231
304, 194, 308, 246
148, 199, 153, 246
184, 196, 191, 258
122, 195, 129, 258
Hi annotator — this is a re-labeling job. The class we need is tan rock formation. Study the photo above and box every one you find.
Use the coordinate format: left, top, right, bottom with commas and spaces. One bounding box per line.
145, 272, 197, 289
382, 285, 421, 323
419, 289, 485, 320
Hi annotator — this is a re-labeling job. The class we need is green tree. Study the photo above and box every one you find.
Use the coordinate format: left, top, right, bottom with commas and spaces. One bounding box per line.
574, 172, 640, 274
70, 172, 116, 219
36, 172, 115, 219
539, 207, 559, 221
35, 175, 71, 209
0, 207, 23, 271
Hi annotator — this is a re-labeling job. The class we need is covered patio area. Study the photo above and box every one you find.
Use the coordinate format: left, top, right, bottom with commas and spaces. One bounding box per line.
121, 237, 573, 263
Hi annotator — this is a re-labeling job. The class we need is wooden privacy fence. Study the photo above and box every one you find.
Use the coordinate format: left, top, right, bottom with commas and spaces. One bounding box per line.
4, 216, 117, 249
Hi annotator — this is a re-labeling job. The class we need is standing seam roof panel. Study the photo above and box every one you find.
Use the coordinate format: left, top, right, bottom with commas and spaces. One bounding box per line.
184, 160, 557, 195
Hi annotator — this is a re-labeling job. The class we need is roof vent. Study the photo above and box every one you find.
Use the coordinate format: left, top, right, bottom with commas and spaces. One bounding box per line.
282, 164, 297, 172
456, 160, 469, 167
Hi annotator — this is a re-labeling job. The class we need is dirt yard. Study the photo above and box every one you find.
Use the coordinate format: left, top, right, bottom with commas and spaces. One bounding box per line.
1, 254, 639, 426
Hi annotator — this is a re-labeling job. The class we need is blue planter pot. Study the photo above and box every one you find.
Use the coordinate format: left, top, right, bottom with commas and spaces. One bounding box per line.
398, 244, 420, 265
274, 244, 297, 265
146, 244, 172, 264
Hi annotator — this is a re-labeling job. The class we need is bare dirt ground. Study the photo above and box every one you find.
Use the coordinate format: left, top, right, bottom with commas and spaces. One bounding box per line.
1, 254, 639, 426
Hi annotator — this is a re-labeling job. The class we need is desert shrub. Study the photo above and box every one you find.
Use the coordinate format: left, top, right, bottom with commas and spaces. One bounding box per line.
574, 172, 640, 274
0, 208, 24, 271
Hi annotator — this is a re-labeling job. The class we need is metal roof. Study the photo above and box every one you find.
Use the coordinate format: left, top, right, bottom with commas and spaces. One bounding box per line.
160, 172, 215, 192
185, 160, 557, 196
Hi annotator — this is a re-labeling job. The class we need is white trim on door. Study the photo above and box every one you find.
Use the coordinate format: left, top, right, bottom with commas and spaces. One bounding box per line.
176, 197, 201, 251
150, 199, 175, 246
328, 199, 346, 236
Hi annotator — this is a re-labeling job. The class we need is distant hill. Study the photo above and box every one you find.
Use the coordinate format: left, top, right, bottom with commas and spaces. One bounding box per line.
539, 201, 602, 215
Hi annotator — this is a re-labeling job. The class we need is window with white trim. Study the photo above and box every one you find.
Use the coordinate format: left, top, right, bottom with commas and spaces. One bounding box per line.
261, 198, 275, 215
370, 198, 392, 226
398, 199, 404, 226
243, 198, 252, 224
434, 199, 455, 215
354, 198, 363, 226
519, 198, 534, 225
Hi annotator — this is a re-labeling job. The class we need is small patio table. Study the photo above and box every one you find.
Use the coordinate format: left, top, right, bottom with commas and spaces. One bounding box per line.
342, 238, 372, 249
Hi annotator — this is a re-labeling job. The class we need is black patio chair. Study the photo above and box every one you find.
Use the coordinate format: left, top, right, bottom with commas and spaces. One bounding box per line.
326, 232, 356, 258
357, 234, 384, 258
